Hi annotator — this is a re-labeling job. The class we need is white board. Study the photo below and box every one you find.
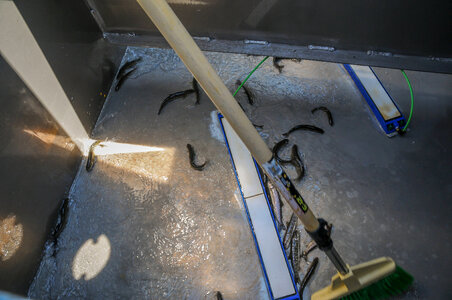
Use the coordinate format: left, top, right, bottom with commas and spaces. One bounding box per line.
221, 117, 297, 300
350, 65, 401, 120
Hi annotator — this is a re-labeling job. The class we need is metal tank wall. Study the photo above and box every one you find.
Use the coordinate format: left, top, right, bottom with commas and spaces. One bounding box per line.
0, 0, 124, 294
1, 0, 451, 296
88, 0, 452, 73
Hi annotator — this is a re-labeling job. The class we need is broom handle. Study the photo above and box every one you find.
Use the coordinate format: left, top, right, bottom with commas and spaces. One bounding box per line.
136, 0, 321, 232
137, 0, 351, 276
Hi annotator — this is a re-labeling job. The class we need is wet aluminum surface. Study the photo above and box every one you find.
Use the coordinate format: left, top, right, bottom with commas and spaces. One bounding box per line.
30, 47, 452, 299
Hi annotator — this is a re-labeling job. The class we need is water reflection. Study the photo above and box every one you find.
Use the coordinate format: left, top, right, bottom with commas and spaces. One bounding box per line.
72, 234, 111, 280
93, 141, 165, 156
23, 129, 76, 152
0, 215, 23, 261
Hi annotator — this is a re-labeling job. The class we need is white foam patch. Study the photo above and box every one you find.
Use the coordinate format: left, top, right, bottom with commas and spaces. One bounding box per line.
209, 111, 225, 144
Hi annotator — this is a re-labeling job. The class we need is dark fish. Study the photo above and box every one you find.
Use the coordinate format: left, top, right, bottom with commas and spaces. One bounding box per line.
291, 144, 302, 163
272, 139, 291, 163
274, 141, 305, 180
116, 57, 141, 79
282, 124, 324, 137
192, 77, 200, 104
235, 98, 261, 128
312, 106, 334, 126
301, 240, 318, 261
253, 123, 264, 129
158, 89, 195, 115
216, 291, 223, 300
52, 198, 69, 256
263, 180, 286, 236
187, 144, 208, 171
273, 57, 284, 73
289, 158, 303, 181
283, 213, 297, 251
264, 182, 272, 215
242, 86, 254, 106
291, 145, 305, 180
236, 100, 246, 113
291, 230, 301, 283
269, 182, 285, 232
115, 68, 136, 91
299, 257, 319, 296
257, 164, 268, 187
258, 164, 272, 212
236, 80, 254, 105
263, 172, 268, 187
52, 198, 69, 242
86, 140, 103, 172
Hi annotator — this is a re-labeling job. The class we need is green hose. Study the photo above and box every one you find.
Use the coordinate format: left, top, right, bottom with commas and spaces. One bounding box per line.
401, 70, 414, 131
234, 57, 414, 133
233, 56, 269, 97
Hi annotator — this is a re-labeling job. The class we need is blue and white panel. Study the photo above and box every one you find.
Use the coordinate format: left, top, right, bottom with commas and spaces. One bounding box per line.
344, 64, 406, 136
219, 115, 299, 300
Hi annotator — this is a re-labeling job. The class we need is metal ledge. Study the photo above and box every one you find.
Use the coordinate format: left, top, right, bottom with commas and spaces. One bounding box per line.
104, 33, 452, 74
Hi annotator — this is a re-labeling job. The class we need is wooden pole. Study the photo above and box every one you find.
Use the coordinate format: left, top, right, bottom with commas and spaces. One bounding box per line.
137, 0, 320, 231
137, 0, 272, 165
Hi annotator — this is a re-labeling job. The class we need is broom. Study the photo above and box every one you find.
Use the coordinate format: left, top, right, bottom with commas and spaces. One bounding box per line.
136, 0, 414, 298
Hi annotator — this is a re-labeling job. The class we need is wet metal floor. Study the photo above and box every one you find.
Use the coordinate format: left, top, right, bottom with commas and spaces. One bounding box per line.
30, 47, 452, 299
